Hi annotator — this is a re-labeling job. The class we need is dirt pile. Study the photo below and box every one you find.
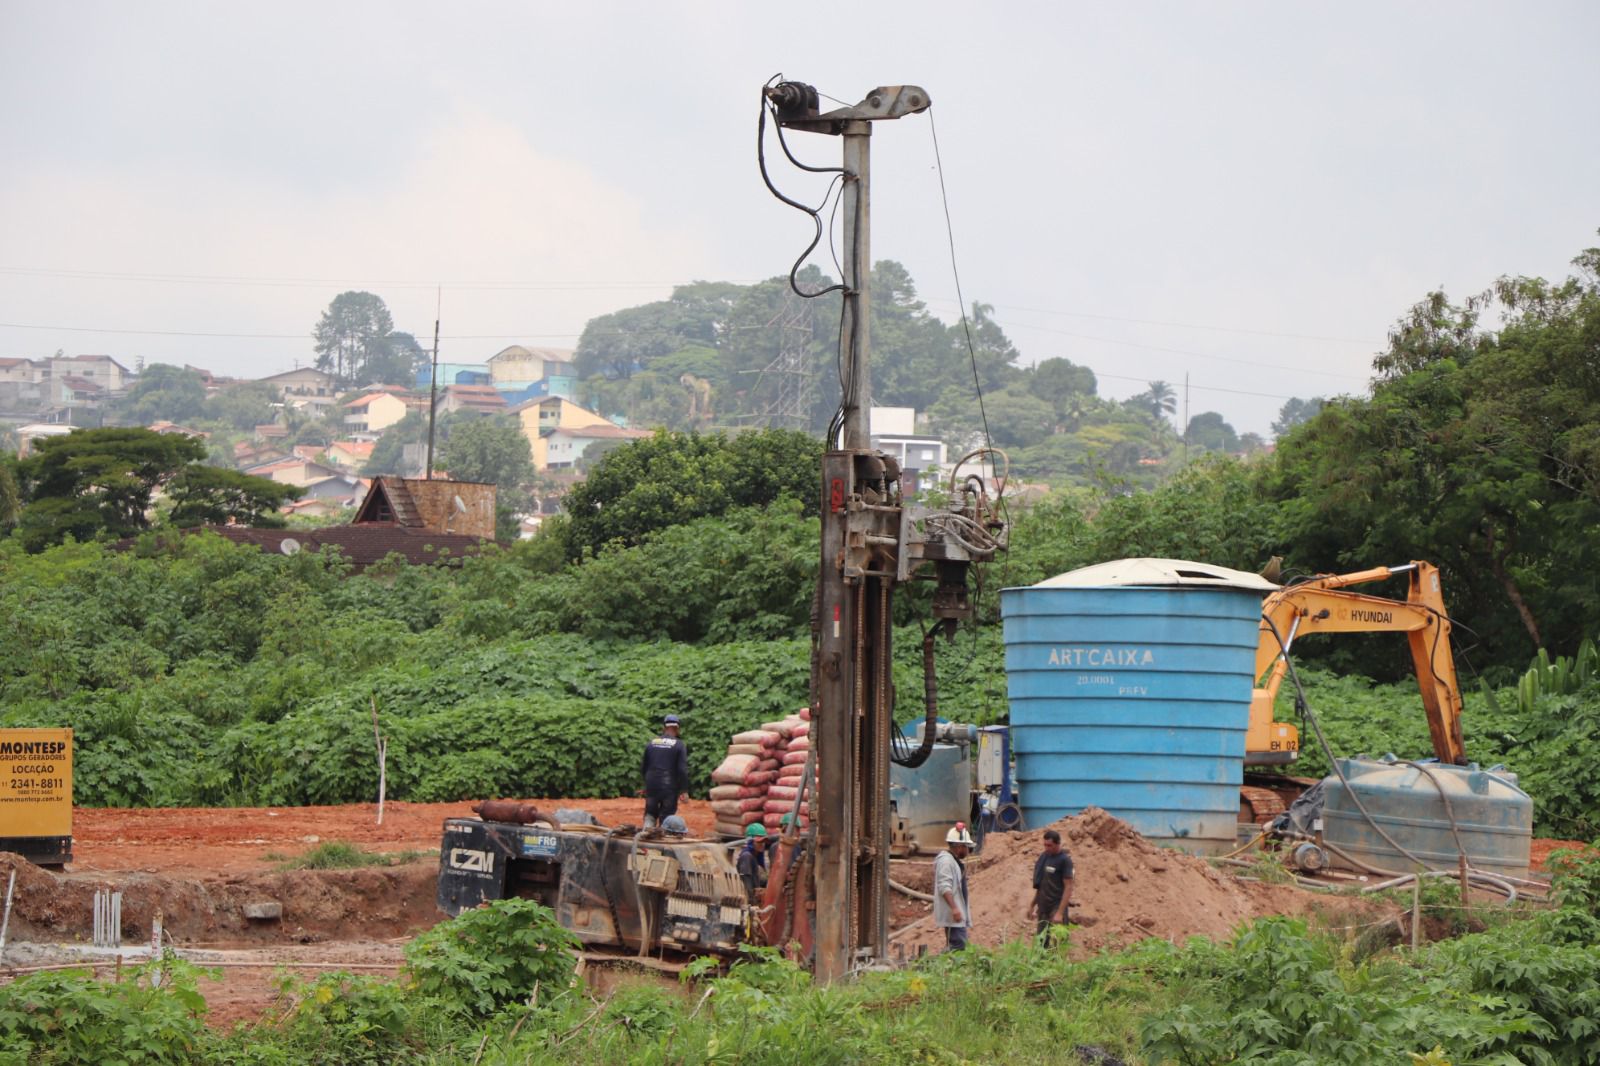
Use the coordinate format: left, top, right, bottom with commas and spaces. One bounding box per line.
898, 807, 1392, 956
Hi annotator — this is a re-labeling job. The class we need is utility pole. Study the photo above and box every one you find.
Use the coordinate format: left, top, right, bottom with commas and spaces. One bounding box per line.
766, 81, 1003, 985
425, 288, 441, 480
1183, 372, 1190, 464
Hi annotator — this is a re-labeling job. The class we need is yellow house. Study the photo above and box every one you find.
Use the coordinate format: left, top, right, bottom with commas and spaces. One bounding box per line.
511, 396, 614, 470
343, 390, 412, 433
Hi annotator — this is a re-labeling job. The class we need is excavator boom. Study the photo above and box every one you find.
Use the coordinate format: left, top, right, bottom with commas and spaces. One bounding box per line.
1249, 561, 1467, 768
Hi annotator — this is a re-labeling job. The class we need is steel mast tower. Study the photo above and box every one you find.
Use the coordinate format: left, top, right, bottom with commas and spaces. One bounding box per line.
765, 81, 1003, 984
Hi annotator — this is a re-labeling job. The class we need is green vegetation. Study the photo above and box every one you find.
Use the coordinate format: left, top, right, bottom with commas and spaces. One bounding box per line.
268, 842, 427, 870
5, 427, 300, 552
5, 851, 1600, 1063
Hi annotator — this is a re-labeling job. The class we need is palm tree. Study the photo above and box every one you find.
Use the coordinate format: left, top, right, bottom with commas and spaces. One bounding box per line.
1143, 380, 1177, 423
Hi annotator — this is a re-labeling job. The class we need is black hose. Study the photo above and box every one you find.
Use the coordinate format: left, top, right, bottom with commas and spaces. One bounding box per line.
894, 621, 952, 768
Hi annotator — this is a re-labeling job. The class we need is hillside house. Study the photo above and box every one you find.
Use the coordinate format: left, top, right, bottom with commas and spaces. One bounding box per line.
541, 423, 650, 471
869, 406, 946, 490
258, 367, 337, 412
342, 389, 413, 433
510, 396, 618, 469
436, 384, 507, 417
244, 457, 344, 488
413, 362, 490, 391
325, 439, 375, 471
49, 354, 131, 392
487, 345, 577, 402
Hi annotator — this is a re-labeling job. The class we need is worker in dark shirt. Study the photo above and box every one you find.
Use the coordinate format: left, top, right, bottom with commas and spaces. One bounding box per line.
736, 823, 769, 899
640, 714, 689, 828
1028, 829, 1074, 945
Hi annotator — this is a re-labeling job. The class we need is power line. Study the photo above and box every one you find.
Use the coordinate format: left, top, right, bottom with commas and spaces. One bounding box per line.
0, 266, 759, 292
984, 317, 1370, 383
928, 105, 995, 461
925, 295, 1373, 346
0, 320, 760, 342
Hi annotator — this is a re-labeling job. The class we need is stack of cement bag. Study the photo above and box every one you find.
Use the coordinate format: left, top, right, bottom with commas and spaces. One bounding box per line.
708, 708, 816, 837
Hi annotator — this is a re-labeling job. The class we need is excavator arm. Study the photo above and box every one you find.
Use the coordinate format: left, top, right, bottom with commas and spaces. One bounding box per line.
1248, 561, 1467, 767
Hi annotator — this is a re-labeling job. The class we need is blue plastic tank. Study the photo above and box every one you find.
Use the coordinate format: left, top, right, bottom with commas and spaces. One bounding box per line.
1321, 757, 1532, 877
1001, 558, 1274, 855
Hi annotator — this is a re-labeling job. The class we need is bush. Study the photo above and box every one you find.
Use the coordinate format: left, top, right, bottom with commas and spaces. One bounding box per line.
403, 898, 579, 1018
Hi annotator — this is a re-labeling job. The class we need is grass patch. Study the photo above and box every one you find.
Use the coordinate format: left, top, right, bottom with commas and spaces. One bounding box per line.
267, 841, 429, 870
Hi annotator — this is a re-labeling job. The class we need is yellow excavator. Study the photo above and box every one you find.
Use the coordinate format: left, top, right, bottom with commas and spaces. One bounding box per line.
1239, 560, 1468, 822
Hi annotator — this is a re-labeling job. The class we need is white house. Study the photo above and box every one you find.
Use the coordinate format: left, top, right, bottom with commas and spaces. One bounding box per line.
869, 406, 946, 489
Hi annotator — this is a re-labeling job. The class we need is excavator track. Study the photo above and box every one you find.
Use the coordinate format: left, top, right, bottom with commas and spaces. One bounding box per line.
1239, 785, 1288, 825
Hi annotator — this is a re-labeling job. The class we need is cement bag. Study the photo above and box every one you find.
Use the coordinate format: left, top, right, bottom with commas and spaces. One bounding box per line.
714, 820, 745, 837
741, 809, 766, 827
757, 757, 783, 772
799, 707, 812, 721
777, 765, 806, 782
739, 796, 767, 813
763, 799, 802, 814
786, 736, 810, 751
757, 722, 794, 739
789, 722, 810, 738
762, 812, 808, 831
710, 784, 765, 801
712, 753, 759, 785
732, 730, 781, 748
781, 750, 810, 767
726, 743, 765, 757
709, 799, 745, 818
742, 770, 779, 787
766, 784, 800, 801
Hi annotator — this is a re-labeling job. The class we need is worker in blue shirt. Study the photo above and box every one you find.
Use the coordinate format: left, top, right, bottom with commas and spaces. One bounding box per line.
640, 714, 689, 829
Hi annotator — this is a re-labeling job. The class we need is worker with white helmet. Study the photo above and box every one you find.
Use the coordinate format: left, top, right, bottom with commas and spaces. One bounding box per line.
934, 822, 974, 951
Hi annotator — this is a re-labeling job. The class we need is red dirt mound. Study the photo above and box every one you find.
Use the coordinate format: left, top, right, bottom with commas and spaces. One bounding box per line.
898, 807, 1394, 956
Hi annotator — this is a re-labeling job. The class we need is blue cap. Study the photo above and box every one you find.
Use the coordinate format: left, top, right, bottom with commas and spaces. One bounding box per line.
664, 715, 681, 725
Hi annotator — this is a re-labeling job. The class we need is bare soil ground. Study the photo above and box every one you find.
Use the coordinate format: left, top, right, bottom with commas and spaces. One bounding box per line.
1, 801, 1575, 1030
70, 798, 718, 876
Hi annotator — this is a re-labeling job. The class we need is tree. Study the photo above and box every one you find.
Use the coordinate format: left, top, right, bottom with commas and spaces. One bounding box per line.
1271, 397, 1325, 439
362, 331, 427, 387
1185, 411, 1240, 453
1267, 238, 1600, 657
113, 364, 207, 426
561, 428, 822, 558
13, 428, 206, 550
1032, 357, 1098, 412
166, 465, 303, 528
1137, 380, 1178, 423
312, 291, 410, 389
438, 416, 535, 506
204, 382, 278, 432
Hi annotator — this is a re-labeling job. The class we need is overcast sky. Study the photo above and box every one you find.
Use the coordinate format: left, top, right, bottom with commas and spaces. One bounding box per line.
3, 2, 1596, 436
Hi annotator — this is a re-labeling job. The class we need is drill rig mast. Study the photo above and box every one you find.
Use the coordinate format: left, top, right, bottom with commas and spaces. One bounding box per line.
762, 80, 1005, 982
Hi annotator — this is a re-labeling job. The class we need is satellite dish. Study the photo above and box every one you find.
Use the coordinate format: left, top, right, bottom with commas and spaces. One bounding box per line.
453, 495, 467, 514
280, 538, 302, 556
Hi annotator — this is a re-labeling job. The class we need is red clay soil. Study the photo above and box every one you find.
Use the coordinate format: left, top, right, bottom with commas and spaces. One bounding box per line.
897, 807, 1397, 958
69, 798, 717, 877
1530, 837, 1592, 872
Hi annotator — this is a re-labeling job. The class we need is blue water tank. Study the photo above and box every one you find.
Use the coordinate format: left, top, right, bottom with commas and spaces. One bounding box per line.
1322, 757, 1532, 878
1001, 558, 1274, 855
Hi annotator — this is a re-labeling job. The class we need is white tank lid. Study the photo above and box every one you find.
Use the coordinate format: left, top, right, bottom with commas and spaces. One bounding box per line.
1036, 557, 1279, 592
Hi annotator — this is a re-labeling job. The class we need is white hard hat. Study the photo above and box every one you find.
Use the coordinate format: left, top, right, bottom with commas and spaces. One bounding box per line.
945, 823, 975, 846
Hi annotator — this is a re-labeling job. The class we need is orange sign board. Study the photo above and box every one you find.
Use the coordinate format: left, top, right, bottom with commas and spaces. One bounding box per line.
0, 728, 73, 838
